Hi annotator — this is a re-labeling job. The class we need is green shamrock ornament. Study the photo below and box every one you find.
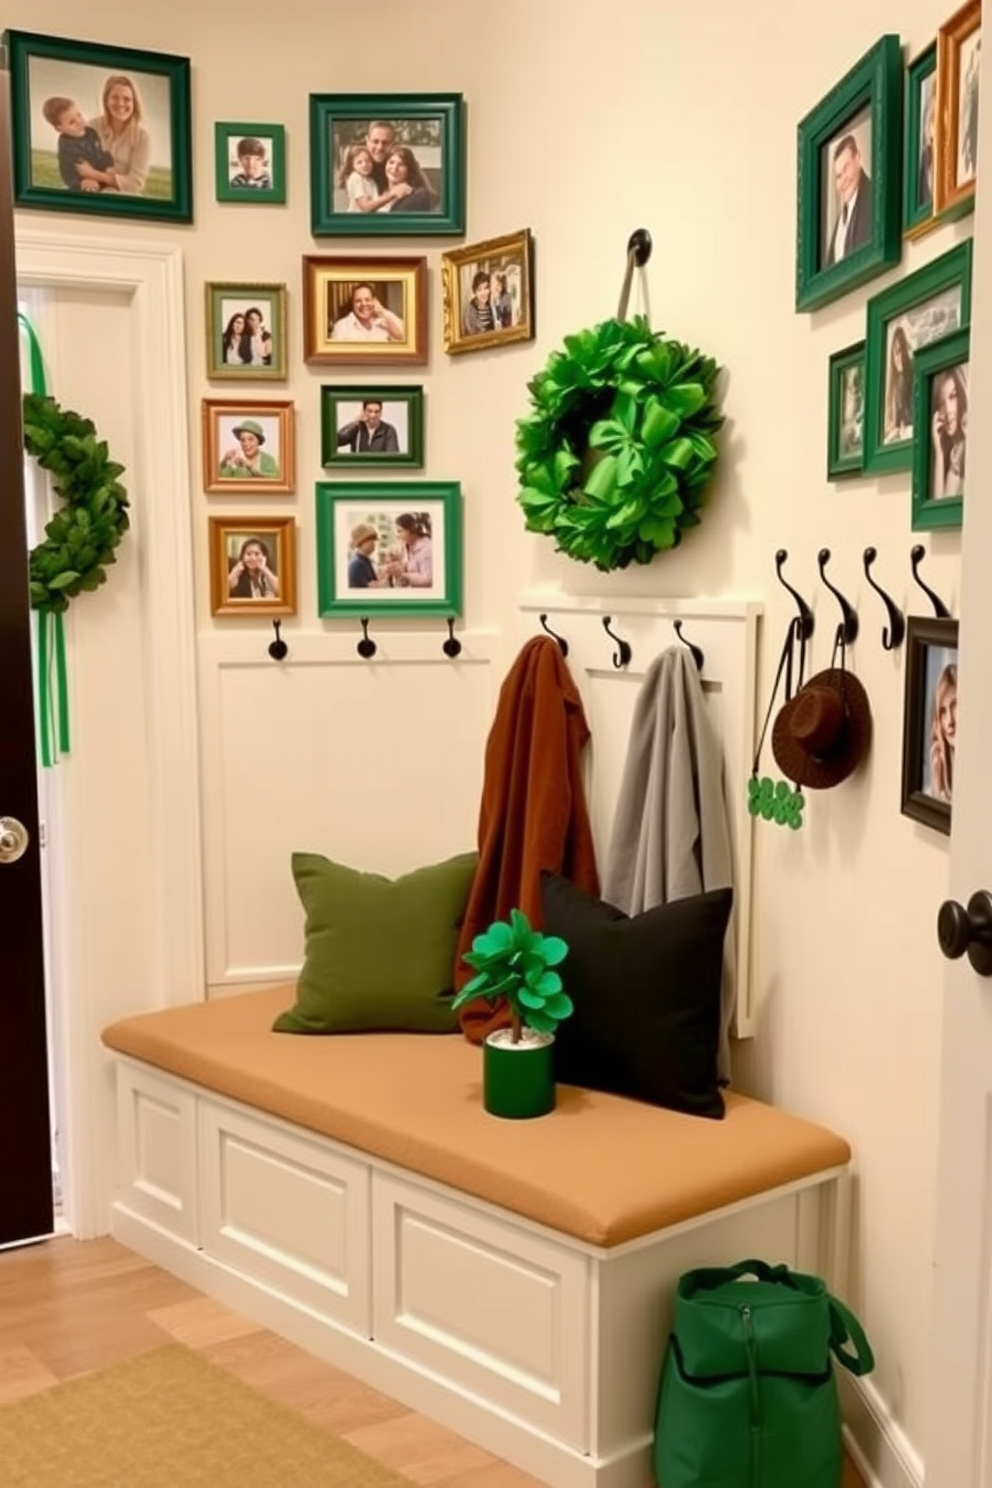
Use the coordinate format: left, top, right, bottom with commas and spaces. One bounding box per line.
746, 775, 805, 830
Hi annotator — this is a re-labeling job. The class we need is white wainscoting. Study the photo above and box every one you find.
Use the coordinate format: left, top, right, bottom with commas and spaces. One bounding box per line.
198, 626, 501, 991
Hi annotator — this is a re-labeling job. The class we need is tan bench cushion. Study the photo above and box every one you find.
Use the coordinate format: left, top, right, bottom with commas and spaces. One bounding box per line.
102, 986, 850, 1248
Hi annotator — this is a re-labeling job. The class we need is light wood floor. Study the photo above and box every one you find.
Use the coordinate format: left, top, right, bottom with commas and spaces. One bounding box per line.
0, 1235, 867, 1488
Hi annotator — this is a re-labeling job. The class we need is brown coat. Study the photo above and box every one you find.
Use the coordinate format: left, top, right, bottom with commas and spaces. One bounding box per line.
455, 636, 600, 1042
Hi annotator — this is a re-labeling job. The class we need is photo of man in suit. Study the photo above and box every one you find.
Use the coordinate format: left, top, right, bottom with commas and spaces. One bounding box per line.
823, 128, 872, 267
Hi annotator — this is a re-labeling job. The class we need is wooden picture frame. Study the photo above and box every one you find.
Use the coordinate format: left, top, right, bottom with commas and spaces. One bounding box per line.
936, 0, 982, 218
209, 517, 297, 618
320, 385, 423, 468
827, 340, 866, 479
3, 28, 192, 222
308, 91, 464, 236
903, 43, 939, 237
901, 614, 958, 834
863, 239, 972, 475
315, 480, 462, 619
302, 255, 427, 366
214, 121, 286, 204
441, 229, 535, 355
202, 399, 295, 495
795, 34, 903, 312
911, 328, 969, 532
205, 282, 288, 381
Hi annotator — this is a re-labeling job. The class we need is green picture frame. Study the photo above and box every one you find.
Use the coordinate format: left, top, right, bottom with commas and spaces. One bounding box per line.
911, 328, 969, 533
864, 240, 972, 475
308, 92, 464, 237
205, 281, 288, 381
795, 34, 903, 312
316, 480, 462, 619
903, 43, 938, 238
827, 340, 866, 479
320, 385, 424, 468
214, 121, 286, 204
4, 28, 192, 222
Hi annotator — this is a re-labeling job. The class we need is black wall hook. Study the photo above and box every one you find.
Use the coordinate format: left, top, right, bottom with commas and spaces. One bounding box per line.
774, 549, 815, 640
817, 547, 859, 646
539, 613, 569, 657
442, 617, 462, 658
862, 547, 906, 651
357, 616, 377, 659
627, 228, 653, 266
910, 544, 951, 618
673, 618, 704, 672
602, 615, 632, 669
268, 619, 288, 662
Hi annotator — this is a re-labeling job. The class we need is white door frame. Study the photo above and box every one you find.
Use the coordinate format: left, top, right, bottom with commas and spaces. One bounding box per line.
15, 231, 203, 1238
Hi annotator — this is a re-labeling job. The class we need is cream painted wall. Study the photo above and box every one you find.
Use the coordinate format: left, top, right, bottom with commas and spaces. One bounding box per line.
10, 0, 968, 1464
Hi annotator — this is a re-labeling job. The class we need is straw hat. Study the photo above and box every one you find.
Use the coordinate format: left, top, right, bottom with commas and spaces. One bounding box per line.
771, 667, 872, 789
350, 522, 378, 547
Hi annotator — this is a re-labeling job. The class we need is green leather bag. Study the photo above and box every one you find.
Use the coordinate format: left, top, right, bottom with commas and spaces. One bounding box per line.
654, 1259, 874, 1488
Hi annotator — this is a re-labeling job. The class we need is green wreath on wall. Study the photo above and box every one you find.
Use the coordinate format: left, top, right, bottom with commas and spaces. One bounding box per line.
515, 315, 723, 572
23, 392, 131, 614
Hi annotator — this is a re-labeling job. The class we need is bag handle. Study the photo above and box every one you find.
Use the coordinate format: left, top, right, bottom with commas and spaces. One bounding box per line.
828, 1295, 875, 1377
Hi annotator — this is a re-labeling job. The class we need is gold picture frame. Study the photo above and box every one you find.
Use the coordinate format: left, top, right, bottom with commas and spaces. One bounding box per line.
441, 228, 534, 355
302, 254, 427, 366
935, 0, 982, 217
202, 399, 295, 495
208, 516, 297, 618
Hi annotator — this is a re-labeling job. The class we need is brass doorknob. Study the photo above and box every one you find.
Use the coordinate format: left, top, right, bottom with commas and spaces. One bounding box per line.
937, 891, 992, 977
0, 816, 30, 864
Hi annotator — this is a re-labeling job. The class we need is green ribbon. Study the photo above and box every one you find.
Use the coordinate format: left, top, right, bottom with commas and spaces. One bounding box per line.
18, 312, 71, 768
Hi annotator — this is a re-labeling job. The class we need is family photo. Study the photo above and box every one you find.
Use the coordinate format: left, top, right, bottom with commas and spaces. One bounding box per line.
6, 31, 191, 221
202, 400, 294, 494
309, 92, 463, 235
882, 285, 963, 445
820, 108, 873, 269
321, 386, 423, 468
209, 516, 296, 617
316, 482, 461, 617
206, 283, 287, 380
442, 230, 534, 355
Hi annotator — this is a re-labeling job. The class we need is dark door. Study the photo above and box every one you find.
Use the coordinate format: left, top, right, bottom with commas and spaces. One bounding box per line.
0, 66, 54, 1247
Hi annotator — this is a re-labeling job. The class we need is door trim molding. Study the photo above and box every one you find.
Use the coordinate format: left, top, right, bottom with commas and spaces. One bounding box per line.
16, 231, 203, 1235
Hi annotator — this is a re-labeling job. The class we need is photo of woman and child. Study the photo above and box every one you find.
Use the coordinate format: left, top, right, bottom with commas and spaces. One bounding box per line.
332, 119, 441, 216
30, 58, 171, 197
925, 650, 957, 803
346, 512, 433, 591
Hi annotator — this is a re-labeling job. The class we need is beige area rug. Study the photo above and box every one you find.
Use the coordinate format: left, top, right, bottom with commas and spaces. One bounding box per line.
0, 1344, 417, 1487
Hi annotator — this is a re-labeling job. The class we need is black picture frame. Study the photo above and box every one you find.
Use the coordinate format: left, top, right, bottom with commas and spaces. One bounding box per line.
900, 614, 958, 835
4, 28, 192, 222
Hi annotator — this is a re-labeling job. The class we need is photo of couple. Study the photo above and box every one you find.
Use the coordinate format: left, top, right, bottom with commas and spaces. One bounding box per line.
331, 117, 442, 217
346, 511, 434, 591
219, 304, 275, 368
27, 56, 172, 199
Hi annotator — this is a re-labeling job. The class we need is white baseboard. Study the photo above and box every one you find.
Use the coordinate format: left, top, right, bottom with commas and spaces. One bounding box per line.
840, 1373, 924, 1488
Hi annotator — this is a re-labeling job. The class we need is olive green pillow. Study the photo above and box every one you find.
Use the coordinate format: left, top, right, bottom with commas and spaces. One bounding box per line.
273, 850, 478, 1035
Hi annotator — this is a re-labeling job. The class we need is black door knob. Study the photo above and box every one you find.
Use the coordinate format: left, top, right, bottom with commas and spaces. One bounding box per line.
937, 891, 992, 977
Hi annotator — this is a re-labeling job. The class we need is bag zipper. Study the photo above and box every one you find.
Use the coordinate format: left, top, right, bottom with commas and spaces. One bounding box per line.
741, 1304, 761, 1488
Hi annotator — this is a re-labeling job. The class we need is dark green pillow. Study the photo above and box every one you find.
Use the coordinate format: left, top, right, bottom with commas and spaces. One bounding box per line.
274, 851, 478, 1034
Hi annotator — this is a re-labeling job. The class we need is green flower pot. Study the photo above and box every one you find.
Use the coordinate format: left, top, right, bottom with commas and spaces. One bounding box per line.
483, 1029, 556, 1120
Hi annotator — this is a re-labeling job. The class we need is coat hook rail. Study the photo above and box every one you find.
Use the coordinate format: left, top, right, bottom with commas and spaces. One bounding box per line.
357, 616, 377, 659
602, 616, 632, 670
268, 619, 288, 662
774, 549, 815, 640
673, 618, 704, 672
862, 547, 905, 651
442, 616, 462, 659
817, 547, 859, 646
539, 613, 569, 656
910, 544, 951, 618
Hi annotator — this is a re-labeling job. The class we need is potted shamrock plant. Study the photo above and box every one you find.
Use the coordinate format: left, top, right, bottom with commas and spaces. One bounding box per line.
451, 909, 572, 1119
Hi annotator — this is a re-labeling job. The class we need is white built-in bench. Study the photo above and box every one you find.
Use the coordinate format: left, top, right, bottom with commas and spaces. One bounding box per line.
102, 985, 851, 1488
